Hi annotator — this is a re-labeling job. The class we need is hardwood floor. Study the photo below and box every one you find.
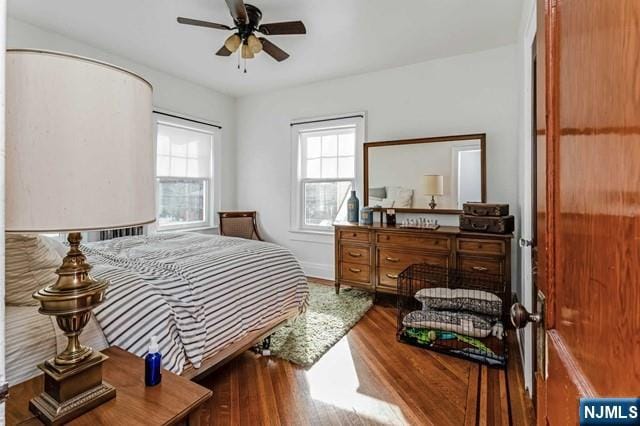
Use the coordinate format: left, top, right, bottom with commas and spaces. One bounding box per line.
197, 296, 533, 425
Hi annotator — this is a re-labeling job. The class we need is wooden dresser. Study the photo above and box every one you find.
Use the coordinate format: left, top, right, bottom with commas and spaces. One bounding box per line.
334, 222, 512, 295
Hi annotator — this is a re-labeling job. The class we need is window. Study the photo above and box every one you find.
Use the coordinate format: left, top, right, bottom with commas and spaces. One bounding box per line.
291, 115, 364, 234
155, 114, 218, 231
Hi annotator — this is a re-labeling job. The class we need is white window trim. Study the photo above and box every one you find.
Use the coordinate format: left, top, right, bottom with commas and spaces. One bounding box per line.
151, 111, 222, 233
289, 113, 366, 241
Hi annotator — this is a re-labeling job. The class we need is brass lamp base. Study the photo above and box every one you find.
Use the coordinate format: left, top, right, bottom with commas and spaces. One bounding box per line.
429, 195, 437, 209
30, 232, 115, 425
29, 351, 115, 425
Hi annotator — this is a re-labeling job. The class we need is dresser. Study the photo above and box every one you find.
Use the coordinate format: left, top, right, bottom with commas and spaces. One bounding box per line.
334, 222, 512, 295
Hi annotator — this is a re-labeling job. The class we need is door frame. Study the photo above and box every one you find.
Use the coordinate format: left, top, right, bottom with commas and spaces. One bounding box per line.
0, 0, 8, 416
519, 0, 537, 397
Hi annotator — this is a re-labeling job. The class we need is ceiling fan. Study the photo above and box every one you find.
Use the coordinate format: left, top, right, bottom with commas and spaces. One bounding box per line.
177, 0, 306, 69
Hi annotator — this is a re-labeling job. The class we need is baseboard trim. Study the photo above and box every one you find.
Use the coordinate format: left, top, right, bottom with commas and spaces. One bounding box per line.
300, 261, 333, 280
306, 276, 334, 286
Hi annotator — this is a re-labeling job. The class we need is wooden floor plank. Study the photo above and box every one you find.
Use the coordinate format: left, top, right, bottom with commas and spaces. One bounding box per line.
478, 366, 489, 426
464, 364, 480, 426
198, 301, 533, 425
506, 333, 536, 426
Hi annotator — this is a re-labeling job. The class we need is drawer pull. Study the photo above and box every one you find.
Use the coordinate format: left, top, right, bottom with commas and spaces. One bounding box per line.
385, 257, 400, 263
472, 223, 489, 231
472, 266, 489, 272
348, 252, 363, 258
349, 267, 362, 273
386, 273, 399, 279
352, 233, 358, 237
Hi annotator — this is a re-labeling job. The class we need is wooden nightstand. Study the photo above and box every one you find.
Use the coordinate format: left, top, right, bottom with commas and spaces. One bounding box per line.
6, 347, 212, 425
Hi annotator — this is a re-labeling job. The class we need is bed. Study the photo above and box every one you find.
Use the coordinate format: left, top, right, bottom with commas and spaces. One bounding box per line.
6, 232, 309, 385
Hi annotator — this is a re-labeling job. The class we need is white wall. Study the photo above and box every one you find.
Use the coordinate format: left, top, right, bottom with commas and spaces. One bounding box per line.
7, 17, 237, 212
236, 45, 520, 279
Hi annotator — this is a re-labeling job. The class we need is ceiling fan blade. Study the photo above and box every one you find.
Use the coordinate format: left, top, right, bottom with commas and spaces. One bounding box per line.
177, 17, 231, 31
225, 0, 248, 25
258, 21, 306, 35
259, 37, 290, 62
215, 45, 233, 56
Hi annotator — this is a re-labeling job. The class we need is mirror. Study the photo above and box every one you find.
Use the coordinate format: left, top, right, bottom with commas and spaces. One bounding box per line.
364, 134, 486, 213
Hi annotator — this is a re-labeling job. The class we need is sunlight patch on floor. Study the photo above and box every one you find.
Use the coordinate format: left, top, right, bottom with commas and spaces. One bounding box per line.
306, 337, 408, 425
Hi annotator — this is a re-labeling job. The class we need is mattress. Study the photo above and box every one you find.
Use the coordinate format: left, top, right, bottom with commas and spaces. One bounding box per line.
6, 306, 108, 385
7, 232, 308, 382
83, 232, 309, 374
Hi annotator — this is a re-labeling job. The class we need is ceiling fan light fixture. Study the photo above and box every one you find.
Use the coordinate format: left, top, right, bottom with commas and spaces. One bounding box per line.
241, 43, 255, 59
224, 34, 242, 53
247, 34, 263, 54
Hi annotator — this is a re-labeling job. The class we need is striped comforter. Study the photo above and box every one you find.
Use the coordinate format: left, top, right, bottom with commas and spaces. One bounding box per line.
84, 232, 309, 374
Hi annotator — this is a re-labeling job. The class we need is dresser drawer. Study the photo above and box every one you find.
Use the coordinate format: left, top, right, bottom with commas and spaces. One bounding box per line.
457, 238, 505, 256
340, 262, 370, 283
378, 248, 449, 270
340, 245, 370, 265
457, 255, 504, 276
376, 232, 450, 251
338, 229, 371, 243
378, 267, 403, 290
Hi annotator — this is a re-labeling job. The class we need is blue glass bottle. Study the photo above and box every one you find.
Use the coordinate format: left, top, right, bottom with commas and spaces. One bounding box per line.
145, 336, 162, 386
347, 191, 359, 223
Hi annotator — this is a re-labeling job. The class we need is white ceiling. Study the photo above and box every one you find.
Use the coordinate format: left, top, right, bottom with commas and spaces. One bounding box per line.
8, 0, 522, 97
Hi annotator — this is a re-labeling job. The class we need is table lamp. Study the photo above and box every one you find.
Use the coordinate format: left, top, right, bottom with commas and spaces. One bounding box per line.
6, 49, 155, 425
423, 174, 444, 209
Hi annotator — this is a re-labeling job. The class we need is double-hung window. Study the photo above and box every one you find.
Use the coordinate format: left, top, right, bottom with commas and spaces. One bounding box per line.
291, 115, 364, 233
155, 114, 218, 231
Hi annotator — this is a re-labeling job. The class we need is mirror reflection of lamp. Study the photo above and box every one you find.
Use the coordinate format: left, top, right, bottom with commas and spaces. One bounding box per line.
423, 175, 444, 209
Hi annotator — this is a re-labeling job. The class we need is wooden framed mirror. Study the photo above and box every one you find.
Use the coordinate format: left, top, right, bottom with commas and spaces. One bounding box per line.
364, 133, 486, 214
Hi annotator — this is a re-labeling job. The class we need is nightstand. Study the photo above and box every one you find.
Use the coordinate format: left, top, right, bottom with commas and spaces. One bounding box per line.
6, 347, 212, 425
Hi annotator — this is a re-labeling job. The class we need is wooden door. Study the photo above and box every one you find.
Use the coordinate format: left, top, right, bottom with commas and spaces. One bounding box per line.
535, 0, 640, 424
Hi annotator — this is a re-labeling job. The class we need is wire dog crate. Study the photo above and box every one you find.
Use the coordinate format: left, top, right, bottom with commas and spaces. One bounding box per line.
396, 264, 508, 367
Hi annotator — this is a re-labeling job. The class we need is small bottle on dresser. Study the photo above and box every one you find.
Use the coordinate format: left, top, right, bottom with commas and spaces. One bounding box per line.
145, 335, 162, 386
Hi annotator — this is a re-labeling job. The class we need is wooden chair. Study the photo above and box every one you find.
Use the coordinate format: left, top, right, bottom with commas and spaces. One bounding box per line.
217, 211, 263, 241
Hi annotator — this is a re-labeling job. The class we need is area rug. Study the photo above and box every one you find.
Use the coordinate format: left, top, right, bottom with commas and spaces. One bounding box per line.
270, 282, 373, 367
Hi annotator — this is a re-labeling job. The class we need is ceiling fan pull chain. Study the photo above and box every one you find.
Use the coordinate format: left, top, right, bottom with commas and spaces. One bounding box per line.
237, 49, 241, 70
244, 57, 247, 74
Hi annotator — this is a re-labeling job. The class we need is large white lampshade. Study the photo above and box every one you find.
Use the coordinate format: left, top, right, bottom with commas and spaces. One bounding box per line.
6, 49, 156, 232
423, 174, 444, 196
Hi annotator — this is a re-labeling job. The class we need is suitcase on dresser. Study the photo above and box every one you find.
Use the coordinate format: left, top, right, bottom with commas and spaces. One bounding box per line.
460, 202, 514, 234
462, 202, 510, 217
459, 215, 514, 234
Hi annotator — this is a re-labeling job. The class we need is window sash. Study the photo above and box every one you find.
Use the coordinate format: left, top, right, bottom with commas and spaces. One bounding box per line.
156, 176, 210, 230
299, 127, 356, 180
300, 177, 354, 230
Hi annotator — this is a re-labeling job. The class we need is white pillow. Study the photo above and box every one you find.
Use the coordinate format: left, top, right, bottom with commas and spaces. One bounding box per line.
380, 198, 395, 208
387, 186, 413, 208
6, 235, 62, 306
368, 196, 384, 206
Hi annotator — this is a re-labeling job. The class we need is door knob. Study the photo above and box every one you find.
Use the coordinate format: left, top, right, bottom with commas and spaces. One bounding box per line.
510, 303, 542, 328
519, 238, 534, 247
